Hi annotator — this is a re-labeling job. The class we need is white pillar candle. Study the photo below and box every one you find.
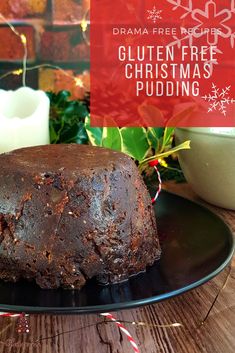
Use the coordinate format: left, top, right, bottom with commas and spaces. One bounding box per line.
0, 87, 50, 154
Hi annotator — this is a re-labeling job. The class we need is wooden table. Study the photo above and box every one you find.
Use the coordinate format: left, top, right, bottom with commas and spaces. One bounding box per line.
0, 183, 234, 353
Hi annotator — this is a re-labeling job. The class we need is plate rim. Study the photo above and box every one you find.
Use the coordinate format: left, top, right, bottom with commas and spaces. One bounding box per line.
0, 190, 234, 314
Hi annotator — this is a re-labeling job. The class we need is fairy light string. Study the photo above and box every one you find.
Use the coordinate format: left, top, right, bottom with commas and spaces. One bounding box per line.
0, 266, 232, 351
81, 8, 90, 45
200, 265, 232, 326
0, 13, 90, 88
100, 313, 183, 353
0, 13, 28, 86
101, 313, 140, 353
0, 64, 86, 89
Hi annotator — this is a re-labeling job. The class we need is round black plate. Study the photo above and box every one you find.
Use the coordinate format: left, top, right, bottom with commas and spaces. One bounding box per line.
0, 191, 234, 314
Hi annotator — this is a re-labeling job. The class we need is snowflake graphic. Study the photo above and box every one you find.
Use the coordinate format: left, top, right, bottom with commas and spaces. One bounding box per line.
147, 6, 162, 23
202, 83, 235, 116
167, 0, 235, 50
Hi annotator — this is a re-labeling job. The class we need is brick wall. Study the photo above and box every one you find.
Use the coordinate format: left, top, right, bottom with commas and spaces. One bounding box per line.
0, 0, 90, 99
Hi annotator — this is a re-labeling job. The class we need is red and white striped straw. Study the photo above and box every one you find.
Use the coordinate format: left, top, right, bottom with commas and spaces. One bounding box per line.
149, 160, 162, 203
0, 312, 21, 317
100, 313, 140, 353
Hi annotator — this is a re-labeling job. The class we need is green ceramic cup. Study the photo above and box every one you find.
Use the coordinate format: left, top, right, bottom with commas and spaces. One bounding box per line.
175, 128, 235, 210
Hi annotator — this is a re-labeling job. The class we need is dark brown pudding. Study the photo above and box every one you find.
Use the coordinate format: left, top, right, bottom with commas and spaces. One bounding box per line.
0, 144, 161, 289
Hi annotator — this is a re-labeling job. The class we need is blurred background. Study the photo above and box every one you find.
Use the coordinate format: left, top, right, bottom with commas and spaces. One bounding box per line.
0, 0, 90, 99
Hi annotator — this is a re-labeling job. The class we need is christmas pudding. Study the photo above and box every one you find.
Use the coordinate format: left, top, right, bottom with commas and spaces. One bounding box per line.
0, 144, 161, 289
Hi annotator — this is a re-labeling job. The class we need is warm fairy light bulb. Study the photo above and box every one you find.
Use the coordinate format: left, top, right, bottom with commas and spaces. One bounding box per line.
74, 77, 84, 87
20, 34, 27, 45
159, 158, 168, 168
13, 69, 23, 76
0, 12, 89, 85
81, 19, 88, 32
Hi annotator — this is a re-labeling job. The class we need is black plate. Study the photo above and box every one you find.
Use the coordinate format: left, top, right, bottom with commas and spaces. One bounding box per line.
0, 191, 234, 314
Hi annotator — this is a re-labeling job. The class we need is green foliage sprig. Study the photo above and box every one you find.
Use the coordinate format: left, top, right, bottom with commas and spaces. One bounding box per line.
84, 118, 190, 175
48, 91, 191, 179
47, 91, 89, 145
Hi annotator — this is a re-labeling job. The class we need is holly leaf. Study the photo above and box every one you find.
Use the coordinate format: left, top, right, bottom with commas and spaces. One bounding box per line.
49, 121, 59, 144
48, 90, 89, 144
120, 128, 150, 161
167, 102, 197, 126
141, 140, 191, 166
60, 122, 88, 144
147, 127, 164, 151
85, 116, 103, 146
161, 127, 175, 151
102, 127, 123, 151
138, 104, 164, 126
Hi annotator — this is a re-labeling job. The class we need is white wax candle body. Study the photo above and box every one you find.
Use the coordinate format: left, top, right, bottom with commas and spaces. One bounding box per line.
0, 87, 50, 154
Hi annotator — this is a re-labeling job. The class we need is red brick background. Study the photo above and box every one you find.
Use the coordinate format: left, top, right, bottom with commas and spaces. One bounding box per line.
0, 26, 35, 60
0, 0, 90, 99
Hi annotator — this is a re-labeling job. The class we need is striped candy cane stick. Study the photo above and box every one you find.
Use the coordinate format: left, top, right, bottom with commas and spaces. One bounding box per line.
100, 313, 140, 353
149, 160, 162, 203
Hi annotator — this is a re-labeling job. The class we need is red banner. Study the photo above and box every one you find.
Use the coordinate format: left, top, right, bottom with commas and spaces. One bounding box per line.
91, 0, 235, 127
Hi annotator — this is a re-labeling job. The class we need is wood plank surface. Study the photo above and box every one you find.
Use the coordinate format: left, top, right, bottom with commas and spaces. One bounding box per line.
0, 183, 234, 353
